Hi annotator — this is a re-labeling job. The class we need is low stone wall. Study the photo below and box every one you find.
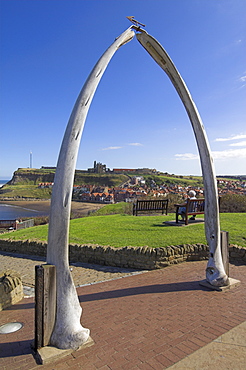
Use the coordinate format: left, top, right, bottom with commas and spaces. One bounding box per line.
0, 239, 245, 270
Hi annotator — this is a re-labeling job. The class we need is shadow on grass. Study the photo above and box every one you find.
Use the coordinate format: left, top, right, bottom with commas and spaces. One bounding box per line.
151, 223, 177, 228
151, 223, 172, 227
151, 220, 204, 228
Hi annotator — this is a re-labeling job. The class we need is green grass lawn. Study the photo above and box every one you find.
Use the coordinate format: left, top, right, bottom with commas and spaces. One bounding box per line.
0, 184, 52, 199
1, 213, 245, 248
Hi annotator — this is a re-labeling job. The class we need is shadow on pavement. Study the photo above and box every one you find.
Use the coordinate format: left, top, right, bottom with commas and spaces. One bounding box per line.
0, 339, 33, 357
4, 301, 35, 311
79, 280, 210, 302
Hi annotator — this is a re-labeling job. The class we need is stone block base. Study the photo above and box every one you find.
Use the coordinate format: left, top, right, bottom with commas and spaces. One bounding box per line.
33, 336, 94, 365
199, 278, 241, 291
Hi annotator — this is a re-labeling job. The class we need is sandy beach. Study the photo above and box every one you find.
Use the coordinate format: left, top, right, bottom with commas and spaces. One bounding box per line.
0, 200, 105, 217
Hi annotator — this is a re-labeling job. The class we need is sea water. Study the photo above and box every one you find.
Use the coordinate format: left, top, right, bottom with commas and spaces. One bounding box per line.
0, 203, 47, 220
0, 180, 48, 219
0, 180, 9, 188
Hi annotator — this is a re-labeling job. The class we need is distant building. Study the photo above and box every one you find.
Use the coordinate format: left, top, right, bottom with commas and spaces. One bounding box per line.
113, 168, 156, 174
41, 166, 56, 170
88, 161, 109, 173
113, 168, 136, 173
38, 182, 54, 188
0, 219, 34, 230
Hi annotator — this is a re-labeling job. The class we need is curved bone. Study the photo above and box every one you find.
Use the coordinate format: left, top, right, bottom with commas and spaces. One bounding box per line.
46, 27, 135, 349
136, 30, 228, 287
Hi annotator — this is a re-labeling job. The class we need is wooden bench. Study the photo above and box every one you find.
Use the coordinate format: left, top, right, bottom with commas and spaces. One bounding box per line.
133, 199, 169, 216
175, 198, 205, 225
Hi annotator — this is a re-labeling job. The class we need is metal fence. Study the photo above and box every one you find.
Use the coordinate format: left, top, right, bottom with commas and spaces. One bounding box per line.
16, 219, 34, 230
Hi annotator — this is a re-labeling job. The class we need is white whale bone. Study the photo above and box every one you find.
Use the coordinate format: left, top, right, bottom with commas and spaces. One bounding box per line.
46, 27, 135, 349
136, 29, 228, 287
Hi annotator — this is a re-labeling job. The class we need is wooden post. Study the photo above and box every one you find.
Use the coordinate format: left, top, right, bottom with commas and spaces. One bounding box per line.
35, 265, 43, 350
35, 264, 56, 350
221, 231, 229, 277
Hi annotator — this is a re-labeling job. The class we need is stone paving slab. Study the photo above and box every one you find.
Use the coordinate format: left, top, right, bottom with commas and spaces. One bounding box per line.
168, 321, 246, 369
0, 251, 146, 296
0, 260, 245, 369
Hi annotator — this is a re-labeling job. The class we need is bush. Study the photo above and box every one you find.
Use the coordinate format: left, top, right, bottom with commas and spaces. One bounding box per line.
21, 216, 49, 226
220, 194, 246, 213
167, 194, 184, 213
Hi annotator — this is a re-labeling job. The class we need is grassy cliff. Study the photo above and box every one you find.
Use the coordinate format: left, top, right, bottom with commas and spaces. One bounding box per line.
0, 168, 129, 199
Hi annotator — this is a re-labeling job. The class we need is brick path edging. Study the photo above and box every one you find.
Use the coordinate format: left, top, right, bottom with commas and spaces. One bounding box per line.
0, 239, 245, 269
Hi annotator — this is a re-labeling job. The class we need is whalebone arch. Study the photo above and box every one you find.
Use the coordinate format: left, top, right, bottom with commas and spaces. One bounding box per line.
46, 26, 227, 351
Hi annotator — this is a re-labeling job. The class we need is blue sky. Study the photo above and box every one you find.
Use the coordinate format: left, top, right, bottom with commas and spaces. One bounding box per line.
1, 0, 245, 179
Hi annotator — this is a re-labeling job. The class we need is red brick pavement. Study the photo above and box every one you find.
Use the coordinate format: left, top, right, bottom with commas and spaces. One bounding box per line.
0, 261, 245, 369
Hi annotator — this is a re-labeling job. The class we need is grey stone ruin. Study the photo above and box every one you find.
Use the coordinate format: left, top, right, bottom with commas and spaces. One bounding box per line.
35, 23, 239, 355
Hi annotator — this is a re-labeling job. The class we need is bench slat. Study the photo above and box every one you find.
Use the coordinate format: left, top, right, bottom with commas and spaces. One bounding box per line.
133, 199, 169, 216
175, 198, 205, 225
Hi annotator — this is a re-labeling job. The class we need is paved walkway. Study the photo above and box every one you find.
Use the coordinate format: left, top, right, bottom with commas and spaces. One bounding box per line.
0, 251, 146, 297
0, 253, 245, 369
